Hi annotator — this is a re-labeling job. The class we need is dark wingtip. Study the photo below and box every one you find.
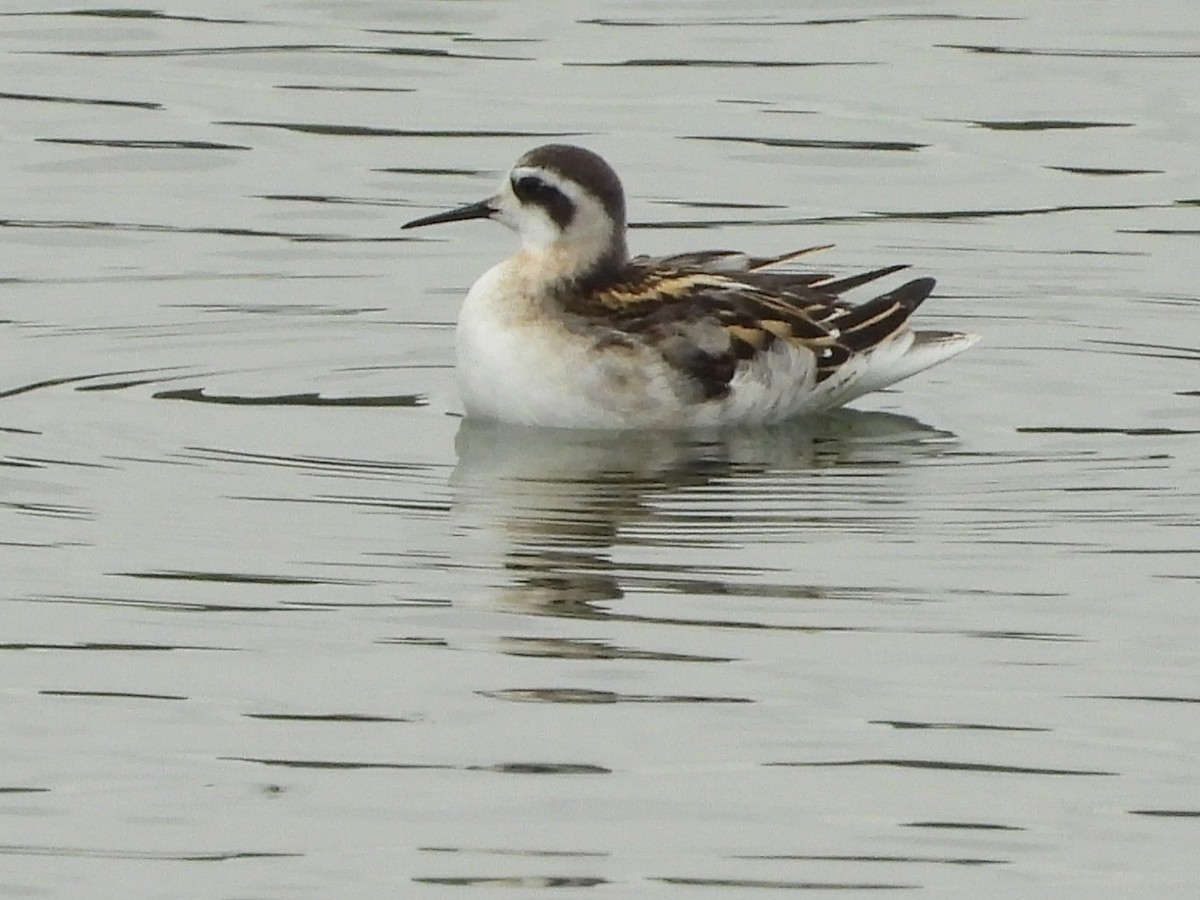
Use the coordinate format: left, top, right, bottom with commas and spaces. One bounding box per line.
815, 263, 909, 294
832, 276, 938, 354
888, 276, 936, 311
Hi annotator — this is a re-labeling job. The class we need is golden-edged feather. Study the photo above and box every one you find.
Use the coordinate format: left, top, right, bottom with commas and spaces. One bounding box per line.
559, 246, 934, 398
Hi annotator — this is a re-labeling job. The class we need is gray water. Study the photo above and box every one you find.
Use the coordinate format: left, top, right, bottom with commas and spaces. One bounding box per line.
2, 2, 1198, 897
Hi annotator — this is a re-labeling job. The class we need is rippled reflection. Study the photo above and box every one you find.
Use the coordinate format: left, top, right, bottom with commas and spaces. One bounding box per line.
451, 411, 958, 631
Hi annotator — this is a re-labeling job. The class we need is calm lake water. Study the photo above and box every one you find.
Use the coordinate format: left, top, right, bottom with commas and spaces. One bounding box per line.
2, 2, 1198, 897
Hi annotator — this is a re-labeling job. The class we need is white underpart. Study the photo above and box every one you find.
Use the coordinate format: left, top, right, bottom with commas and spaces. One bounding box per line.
457, 258, 678, 428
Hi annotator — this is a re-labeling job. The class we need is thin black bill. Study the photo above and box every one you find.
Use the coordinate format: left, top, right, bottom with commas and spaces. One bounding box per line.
402, 198, 495, 229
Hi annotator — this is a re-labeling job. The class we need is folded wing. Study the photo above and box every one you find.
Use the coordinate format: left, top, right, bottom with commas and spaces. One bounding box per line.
563, 248, 945, 399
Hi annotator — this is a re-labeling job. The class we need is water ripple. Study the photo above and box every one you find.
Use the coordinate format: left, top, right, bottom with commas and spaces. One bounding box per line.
31, 44, 528, 61
2, 8, 249, 23
583, 14, 1014, 27
40, 689, 187, 701
216, 121, 583, 138
37, 138, 248, 150
738, 853, 1007, 867
571, 58, 871, 68
480, 688, 751, 704
871, 720, 1050, 733
685, 134, 925, 152
772, 759, 1117, 776
414, 876, 607, 887
153, 388, 425, 407
654, 876, 915, 890
964, 119, 1132, 131
0, 845, 298, 861
940, 43, 1200, 59
0, 91, 161, 110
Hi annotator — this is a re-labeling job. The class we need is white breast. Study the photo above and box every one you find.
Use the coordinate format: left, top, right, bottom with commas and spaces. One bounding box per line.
455, 261, 681, 428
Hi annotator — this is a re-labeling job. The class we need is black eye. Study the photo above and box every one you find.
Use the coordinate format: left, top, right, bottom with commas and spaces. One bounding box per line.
512, 175, 554, 203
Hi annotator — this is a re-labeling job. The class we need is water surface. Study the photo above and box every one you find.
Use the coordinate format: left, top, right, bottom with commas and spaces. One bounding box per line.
2, 2, 1199, 898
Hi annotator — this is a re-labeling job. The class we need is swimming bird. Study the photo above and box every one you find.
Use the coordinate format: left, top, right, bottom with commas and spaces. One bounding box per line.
403, 144, 977, 429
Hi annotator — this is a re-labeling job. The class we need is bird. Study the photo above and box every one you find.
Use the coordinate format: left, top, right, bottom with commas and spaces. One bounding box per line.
402, 144, 978, 429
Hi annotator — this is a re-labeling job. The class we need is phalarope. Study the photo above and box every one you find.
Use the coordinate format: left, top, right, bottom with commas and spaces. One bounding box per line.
403, 144, 977, 429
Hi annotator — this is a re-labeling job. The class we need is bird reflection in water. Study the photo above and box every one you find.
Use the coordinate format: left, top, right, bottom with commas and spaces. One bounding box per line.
449, 410, 959, 637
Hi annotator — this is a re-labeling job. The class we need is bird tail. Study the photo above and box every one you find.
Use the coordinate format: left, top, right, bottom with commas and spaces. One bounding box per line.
844, 329, 980, 399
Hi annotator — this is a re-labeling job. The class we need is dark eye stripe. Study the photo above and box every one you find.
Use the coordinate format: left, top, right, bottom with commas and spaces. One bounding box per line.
511, 174, 575, 228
